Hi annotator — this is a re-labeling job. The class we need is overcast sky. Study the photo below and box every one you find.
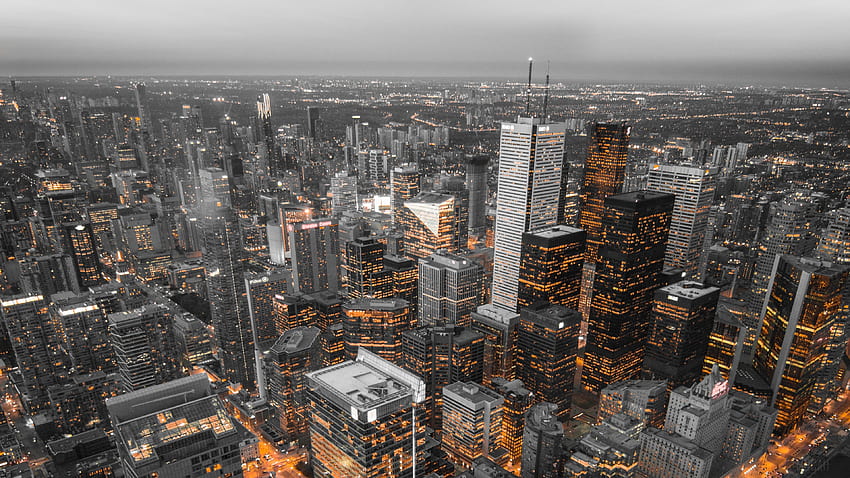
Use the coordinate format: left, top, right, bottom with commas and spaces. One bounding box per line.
2, 0, 848, 86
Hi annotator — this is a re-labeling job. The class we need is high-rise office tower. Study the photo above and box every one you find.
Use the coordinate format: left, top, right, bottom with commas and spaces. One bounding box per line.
436, 175, 471, 252
342, 298, 413, 362
330, 172, 358, 216
471, 304, 520, 385
108, 375, 255, 478
520, 402, 563, 478
746, 194, 821, 348
401, 326, 485, 431
306, 349, 427, 478
642, 281, 720, 389
385, 254, 418, 315
173, 313, 215, 368
516, 303, 580, 421
646, 164, 718, 277
492, 117, 566, 312
198, 167, 231, 205
265, 326, 321, 441
50, 291, 114, 375
133, 82, 151, 133
442, 381, 509, 469
491, 378, 533, 466
752, 256, 848, 434
582, 191, 674, 393
517, 226, 586, 311
701, 309, 746, 382
200, 200, 255, 389
418, 251, 485, 327
108, 303, 179, 392
272, 293, 318, 334
303, 290, 343, 331
391, 165, 421, 226
466, 155, 489, 234
319, 323, 345, 367
579, 122, 630, 264
63, 222, 103, 287
49, 371, 122, 435
817, 207, 850, 264
257, 93, 286, 175
598, 380, 668, 428
245, 269, 290, 348
401, 192, 458, 260
290, 219, 340, 294
343, 236, 391, 299
1, 294, 65, 410
663, 366, 732, 455
306, 106, 321, 140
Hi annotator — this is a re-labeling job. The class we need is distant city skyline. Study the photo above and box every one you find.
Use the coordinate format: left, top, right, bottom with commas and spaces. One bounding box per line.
2, 0, 849, 87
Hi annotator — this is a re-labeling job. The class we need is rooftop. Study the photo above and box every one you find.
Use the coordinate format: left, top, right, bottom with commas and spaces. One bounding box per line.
270, 326, 320, 355
660, 280, 720, 301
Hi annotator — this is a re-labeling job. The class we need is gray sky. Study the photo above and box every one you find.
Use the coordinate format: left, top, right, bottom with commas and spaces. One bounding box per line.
2, 0, 848, 86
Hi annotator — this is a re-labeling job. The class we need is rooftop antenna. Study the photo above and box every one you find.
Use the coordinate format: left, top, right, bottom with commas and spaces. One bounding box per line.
525, 57, 533, 116
542, 61, 551, 120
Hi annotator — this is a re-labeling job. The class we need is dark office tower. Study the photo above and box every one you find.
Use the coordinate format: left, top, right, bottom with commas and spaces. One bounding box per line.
753, 256, 848, 434
1, 294, 65, 410
491, 378, 533, 466
306, 106, 321, 140
391, 164, 421, 226
272, 293, 318, 334
419, 251, 485, 327
257, 93, 285, 175
50, 291, 114, 374
437, 176, 471, 251
386, 254, 419, 316
303, 290, 343, 331
466, 155, 489, 234
108, 304, 179, 392
63, 222, 103, 287
517, 226, 586, 311
516, 303, 580, 421
471, 304, 520, 385
702, 308, 746, 382
199, 201, 255, 390
133, 83, 150, 133
319, 323, 345, 367
173, 314, 215, 369
442, 381, 509, 469
343, 236, 391, 299
245, 269, 289, 347
306, 350, 427, 478
107, 375, 254, 478
582, 191, 674, 394
642, 281, 720, 389
48, 371, 121, 435
521, 402, 563, 478
265, 326, 321, 442
343, 298, 413, 362
290, 219, 340, 294
401, 326, 485, 431
580, 122, 630, 264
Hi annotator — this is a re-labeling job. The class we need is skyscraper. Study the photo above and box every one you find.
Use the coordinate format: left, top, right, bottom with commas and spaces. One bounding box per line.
418, 251, 485, 327
50, 291, 114, 375
579, 122, 630, 264
490, 378, 533, 466
108, 375, 255, 478
342, 236, 391, 299
442, 381, 509, 469
133, 82, 150, 133
391, 164, 421, 226
466, 155, 489, 234
1, 294, 65, 410
582, 191, 674, 393
520, 402, 563, 478
401, 326, 484, 431
752, 256, 848, 433
492, 117, 566, 312
63, 222, 103, 287
516, 303, 580, 421
108, 304, 179, 392
306, 106, 321, 140
265, 326, 321, 442
517, 226, 586, 311
257, 93, 286, 175
646, 164, 718, 277
701, 308, 746, 382
289, 219, 340, 294
598, 380, 668, 429
642, 281, 720, 389
342, 298, 414, 362
471, 304, 520, 385
245, 269, 290, 348
401, 192, 458, 260
306, 349, 427, 478
200, 201, 255, 389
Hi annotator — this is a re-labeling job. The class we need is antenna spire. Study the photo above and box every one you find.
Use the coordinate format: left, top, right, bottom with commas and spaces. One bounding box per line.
525, 57, 533, 116
542, 61, 551, 120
